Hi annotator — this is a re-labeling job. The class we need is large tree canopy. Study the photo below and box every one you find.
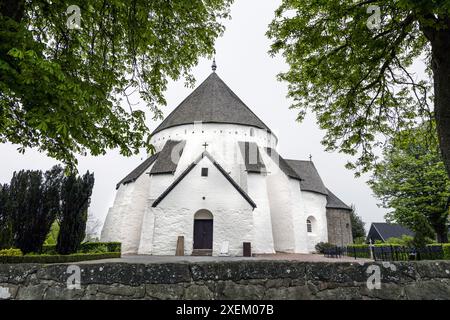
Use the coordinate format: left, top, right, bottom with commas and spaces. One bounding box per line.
369, 123, 450, 243
0, 0, 232, 167
268, 0, 450, 177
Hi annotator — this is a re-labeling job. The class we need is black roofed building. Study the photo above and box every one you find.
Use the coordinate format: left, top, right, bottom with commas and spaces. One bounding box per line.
101, 66, 355, 256
367, 223, 414, 243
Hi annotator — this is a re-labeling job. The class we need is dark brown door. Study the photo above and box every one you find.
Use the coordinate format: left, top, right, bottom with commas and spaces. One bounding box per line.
193, 220, 213, 249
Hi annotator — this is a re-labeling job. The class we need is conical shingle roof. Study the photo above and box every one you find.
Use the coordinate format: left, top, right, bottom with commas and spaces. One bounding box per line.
152, 73, 271, 134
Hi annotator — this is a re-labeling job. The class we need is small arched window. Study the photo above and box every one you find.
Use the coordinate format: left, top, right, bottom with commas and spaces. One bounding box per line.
307, 219, 312, 233
250, 128, 255, 137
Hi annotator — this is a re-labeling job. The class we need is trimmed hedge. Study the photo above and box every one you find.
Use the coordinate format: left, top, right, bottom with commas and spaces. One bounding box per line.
444, 244, 450, 259
42, 242, 121, 255
0, 252, 120, 264
346, 243, 450, 260
346, 245, 371, 258
0, 248, 23, 256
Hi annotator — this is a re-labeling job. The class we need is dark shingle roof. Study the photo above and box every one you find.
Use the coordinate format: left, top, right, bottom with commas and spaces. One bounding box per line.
152, 151, 256, 209
238, 141, 266, 173
326, 189, 352, 211
150, 140, 186, 175
152, 73, 271, 135
369, 223, 414, 241
116, 153, 159, 189
265, 148, 302, 181
285, 160, 328, 195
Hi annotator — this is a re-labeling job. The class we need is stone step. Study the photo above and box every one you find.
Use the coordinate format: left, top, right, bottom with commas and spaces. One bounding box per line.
192, 249, 213, 256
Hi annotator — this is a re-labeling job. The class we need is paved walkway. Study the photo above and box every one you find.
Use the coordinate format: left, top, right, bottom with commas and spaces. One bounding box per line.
81, 253, 372, 264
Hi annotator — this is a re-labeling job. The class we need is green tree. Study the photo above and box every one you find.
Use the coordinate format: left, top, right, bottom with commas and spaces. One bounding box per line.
350, 205, 366, 240
268, 0, 450, 178
0, 0, 232, 168
8, 166, 63, 253
57, 171, 95, 254
44, 220, 60, 246
0, 183, 12, 249
369, 124, 450, 243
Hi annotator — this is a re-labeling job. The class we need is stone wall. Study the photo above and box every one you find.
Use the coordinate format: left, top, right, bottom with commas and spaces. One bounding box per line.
326, 209, 353, 247
1, 260, 450, 300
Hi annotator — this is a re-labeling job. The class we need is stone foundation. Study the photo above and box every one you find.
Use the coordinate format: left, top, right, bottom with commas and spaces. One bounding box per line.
1, 260, 450, 300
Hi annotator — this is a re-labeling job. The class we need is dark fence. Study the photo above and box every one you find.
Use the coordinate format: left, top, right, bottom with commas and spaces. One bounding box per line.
324, 245, 445, 261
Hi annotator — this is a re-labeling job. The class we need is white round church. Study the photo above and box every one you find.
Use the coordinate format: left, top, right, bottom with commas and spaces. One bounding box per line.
101, 67, 353, 256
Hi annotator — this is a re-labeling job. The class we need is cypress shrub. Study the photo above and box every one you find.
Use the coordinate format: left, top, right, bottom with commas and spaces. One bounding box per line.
56, 171, 95, 255
9, 167, 63, 254
0, 184, 12, 249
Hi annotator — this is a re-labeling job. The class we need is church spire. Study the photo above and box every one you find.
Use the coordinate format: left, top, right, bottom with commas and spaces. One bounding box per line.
212, 58, 217, 72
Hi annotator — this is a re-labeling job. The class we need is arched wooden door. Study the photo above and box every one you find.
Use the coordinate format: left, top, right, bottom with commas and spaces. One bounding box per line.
193, 210, 213, 250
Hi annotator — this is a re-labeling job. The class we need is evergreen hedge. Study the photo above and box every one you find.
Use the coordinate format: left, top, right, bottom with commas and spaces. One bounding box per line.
443, 244, 450, 259
0, 252, 120, 264
42, 242, 121, 255
346, 243, 450, 260
0, 248, 23, 256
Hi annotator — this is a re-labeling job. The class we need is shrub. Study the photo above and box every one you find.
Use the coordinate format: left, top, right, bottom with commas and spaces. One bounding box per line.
41, 242, 121, 255
41, 245, 58, 255
8, 168, 63, 254
44, 221, 60, 245
443, 244, 450, 260
57, 172, 95, 255
315, 242, 335, 254
0, 252, 120, 264
78, 242, 121, 253
0, 248, 23, 256
353, 236, 366, 244
0, 184, 13, 250
79, 244, 108, 253
385, 235, 414, 247
347, 244, 371, 258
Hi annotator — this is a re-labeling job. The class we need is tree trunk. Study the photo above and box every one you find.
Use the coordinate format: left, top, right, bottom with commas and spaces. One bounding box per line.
427, 21, 450, 179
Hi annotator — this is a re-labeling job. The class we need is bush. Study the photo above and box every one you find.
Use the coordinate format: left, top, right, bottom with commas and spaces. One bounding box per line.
315, 242, 335, 254
79, 242, 121, 253
0, 252, 120, 264
44, 221, 60, 245
353, 236, 366, 244
41, 242, 121, 255
442, 244, 450, 260
347, 244, 371, 258
385, 235, 414, 247
57, 172, 95, 255
0, 248, 23, 256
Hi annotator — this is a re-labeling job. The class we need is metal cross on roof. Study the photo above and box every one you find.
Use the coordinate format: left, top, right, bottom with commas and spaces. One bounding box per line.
309, 154, 313, 162
203, 142, 209, 151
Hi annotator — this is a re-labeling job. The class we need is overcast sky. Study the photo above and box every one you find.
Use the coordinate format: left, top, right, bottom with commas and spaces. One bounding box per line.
0, 0, 389, 233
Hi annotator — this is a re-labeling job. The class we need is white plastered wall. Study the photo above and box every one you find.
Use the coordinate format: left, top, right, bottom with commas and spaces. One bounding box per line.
147, 156, 254, 256
100, 164, 154, 254
301, 191, 329, 252
246, 173, 275, 254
